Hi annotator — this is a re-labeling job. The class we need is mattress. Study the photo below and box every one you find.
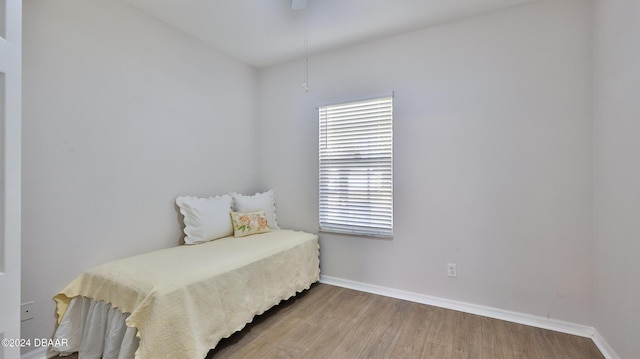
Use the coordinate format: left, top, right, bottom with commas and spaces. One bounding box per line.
50, 229, 320, 359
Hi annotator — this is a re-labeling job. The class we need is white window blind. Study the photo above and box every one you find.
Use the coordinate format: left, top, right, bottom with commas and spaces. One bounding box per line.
319, 96, 393, 237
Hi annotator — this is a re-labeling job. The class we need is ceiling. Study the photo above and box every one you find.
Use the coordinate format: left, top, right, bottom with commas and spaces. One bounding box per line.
121, 0, 536, 68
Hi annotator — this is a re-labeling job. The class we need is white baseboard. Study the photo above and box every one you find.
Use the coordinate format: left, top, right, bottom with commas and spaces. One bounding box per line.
20, 347, 47, 359
320, 275, 619, 359
591, 329, 621, 359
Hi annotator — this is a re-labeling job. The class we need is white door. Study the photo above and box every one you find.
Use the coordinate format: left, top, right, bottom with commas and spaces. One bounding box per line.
0, 0, 21, 358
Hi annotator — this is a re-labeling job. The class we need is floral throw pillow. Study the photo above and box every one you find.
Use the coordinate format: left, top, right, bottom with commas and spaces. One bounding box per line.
230, 210, 271, 237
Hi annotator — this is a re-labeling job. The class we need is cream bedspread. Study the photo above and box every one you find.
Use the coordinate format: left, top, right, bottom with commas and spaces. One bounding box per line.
54, 230, 320, 359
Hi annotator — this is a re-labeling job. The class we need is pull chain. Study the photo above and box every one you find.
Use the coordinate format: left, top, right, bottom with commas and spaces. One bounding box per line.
302, 8, 310, 92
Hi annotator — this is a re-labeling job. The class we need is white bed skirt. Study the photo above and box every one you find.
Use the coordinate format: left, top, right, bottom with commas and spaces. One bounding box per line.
48, 296, 139, 359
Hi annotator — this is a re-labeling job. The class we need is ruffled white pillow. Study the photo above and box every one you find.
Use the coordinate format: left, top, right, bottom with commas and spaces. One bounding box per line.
176, 195, 233, 244
231, 190, 279, 229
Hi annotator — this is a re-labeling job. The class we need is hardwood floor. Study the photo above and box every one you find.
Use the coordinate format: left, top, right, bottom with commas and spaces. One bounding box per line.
56, 283, 604, 358
206, 283, 603, 359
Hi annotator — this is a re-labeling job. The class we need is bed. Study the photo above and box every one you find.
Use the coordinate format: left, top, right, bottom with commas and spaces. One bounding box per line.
48, 229, 320, 359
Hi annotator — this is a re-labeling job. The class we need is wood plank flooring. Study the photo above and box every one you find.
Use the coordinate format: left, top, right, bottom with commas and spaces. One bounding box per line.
206, 283, 603, 359
56, 283, 604, 359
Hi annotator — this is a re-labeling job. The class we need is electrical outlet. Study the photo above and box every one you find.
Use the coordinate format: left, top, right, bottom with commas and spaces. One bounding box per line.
21, 301, 34, 321
447, 263, 457, 278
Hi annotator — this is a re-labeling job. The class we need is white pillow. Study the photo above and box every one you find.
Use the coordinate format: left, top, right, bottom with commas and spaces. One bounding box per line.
231, 190, 279, 229
176, 195, 233, 244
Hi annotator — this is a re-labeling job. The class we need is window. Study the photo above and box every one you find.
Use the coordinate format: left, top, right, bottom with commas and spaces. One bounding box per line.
319, 96, 393, 237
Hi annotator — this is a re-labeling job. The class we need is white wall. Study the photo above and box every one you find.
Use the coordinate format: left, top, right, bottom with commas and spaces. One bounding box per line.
258, 0, 594, 325
593, 1, 640, 358
21, 0, 259, 347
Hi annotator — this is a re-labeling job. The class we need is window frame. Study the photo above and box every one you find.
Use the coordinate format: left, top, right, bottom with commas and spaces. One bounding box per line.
318, 95, 394, 238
